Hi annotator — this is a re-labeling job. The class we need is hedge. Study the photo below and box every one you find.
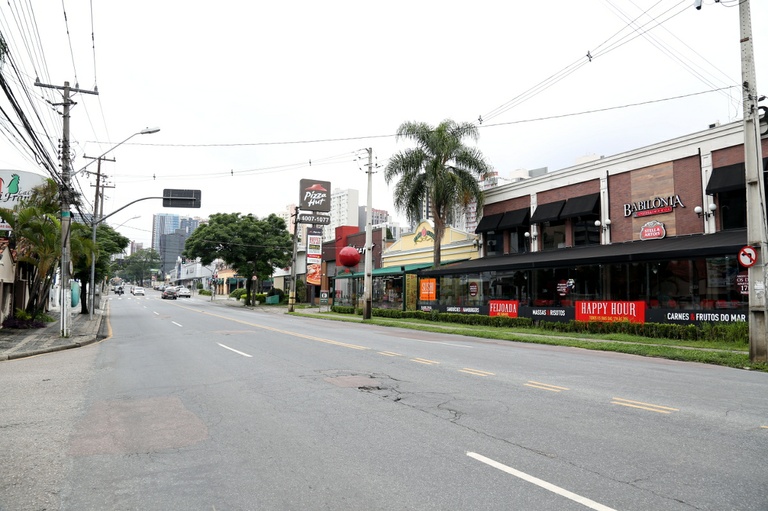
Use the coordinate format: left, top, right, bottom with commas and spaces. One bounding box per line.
328, 306, 748, 343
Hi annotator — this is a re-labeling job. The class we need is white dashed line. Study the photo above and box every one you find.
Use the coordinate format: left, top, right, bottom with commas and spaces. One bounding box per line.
217, 343, 253, 358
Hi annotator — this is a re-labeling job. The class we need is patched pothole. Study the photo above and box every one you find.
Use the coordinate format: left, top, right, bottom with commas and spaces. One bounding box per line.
324, 374, 381, 389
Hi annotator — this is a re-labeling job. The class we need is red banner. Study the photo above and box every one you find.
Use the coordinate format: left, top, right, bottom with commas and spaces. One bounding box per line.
575, 301, 646, 323
489, 300, 519, 317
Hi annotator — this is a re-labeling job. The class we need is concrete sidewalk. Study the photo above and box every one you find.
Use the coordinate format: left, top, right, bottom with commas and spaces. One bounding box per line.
0, 302, 108, 361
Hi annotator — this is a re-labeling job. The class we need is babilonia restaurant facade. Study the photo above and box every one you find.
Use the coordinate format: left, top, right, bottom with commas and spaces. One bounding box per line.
416, 120, 768, 326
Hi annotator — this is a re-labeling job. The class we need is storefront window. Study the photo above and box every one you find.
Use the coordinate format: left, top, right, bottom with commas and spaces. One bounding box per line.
486, 231, 503, 257
540, 221, 566, 251
719, 189, 747, 230
572, 218, 601, 246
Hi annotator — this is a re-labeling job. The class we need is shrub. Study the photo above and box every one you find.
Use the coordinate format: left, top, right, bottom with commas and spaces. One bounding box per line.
199, 289, 211, 296
230, 288, 247, 300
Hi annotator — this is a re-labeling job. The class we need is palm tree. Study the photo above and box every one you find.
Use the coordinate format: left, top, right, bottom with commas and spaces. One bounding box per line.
384, 119, 491, 268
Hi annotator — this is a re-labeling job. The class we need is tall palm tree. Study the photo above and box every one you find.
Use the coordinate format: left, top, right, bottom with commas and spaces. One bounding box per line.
384, 119, 491, 268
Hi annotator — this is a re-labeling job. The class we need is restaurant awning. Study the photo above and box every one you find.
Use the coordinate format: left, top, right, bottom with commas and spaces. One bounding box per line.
530, 200, 565, 223
496, 208, 530, 229
705, 158, 768, 194
419, 229, 747, 276
334, 262, 435, 279
559, 193, 600, 219
475, 212, 503, 233
706, 163, 745, 194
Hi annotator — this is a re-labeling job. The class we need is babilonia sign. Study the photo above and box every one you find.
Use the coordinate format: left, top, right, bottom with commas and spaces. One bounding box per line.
623, 194, 685, 217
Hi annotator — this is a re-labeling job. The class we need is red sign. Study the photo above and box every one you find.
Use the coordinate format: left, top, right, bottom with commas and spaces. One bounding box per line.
489, 300, 519, 317
635, 206, 672, 217
640, 221, 666, 240
575, 301, 646, 323
738, 246, 757, 267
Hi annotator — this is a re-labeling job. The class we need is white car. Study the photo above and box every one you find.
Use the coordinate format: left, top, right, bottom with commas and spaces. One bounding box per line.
176, 286, 191, 298
132, 286, 145, 296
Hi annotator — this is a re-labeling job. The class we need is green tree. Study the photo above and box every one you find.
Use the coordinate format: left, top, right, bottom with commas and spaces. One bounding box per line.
183, 213, 292, 306
0, 179, 63, 317
122, 248, 161, 286
71, 224, 129, 314
384, 119, 491, 268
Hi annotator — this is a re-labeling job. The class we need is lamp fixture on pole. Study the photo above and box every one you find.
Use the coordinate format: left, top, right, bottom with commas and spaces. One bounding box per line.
594, 218, 611, 231
694, 203, 717, 218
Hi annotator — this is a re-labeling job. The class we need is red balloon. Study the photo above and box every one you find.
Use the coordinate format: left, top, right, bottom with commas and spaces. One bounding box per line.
338, 246, 361, 267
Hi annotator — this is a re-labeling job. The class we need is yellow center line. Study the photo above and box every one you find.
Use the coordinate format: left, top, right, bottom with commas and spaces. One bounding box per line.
411, 358, 439, 365
761, 426, 768, 429
459, 368, 495, 376
526, 380, 570, 391
378, 351, 401, 357
611, 397, 678, 414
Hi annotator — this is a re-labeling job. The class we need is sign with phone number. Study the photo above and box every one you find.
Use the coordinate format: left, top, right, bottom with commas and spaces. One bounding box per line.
298, 214, 331, 225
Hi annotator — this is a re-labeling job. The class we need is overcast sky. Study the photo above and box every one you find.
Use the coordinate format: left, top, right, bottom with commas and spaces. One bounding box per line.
0, 0, 765, 246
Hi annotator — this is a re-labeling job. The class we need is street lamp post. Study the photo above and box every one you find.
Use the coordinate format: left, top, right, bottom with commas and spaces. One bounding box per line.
87, 128, 159, 321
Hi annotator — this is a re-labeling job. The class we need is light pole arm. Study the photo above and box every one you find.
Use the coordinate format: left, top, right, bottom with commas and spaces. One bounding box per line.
94, 197, 164, 227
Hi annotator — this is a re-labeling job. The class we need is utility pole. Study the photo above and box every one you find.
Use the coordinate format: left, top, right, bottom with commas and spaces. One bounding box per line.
363, 148, 373, 320
738, 0, 767, 363
35, 80, 98, 337
83, 155, 114, 320
288, 206, 299, 313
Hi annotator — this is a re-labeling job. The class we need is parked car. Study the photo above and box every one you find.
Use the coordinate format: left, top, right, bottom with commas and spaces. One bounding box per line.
161, 287, 178, 300
132, 286, 145, 296
176, 286, 191, 298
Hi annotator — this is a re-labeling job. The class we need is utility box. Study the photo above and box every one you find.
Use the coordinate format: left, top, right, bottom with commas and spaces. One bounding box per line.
265, 295, 280, 305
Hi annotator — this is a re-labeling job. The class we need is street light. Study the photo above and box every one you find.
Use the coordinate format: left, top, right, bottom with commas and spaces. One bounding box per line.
86, 128, 159, 322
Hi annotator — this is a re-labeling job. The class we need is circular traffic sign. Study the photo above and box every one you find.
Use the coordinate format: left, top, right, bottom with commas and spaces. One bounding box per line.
738, 246, 758, 267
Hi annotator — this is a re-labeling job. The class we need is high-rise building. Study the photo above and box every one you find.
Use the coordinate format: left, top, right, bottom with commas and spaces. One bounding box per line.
358, 206, 391, 231
129, 241, 144, 255
324, 188, 359, 241
152, 214, 180, 251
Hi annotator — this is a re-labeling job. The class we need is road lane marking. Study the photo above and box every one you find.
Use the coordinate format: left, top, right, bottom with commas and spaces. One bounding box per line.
378, 351, 401, 357
175, 304, 370, 351
217, 343, 253, 358
467, 452, 618, 511
409, 339, 473, 348
525, 381, 569, 392
153, 311, 159, 315
611, 397, 678, 414
761, 426, 768, 429
172, 321, 182, 328
411, 357, 439, 365
459, 368, 495, 377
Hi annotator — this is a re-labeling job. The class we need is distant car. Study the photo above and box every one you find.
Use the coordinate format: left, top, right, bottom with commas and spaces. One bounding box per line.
176, 286, 191, 298
132, 286, 145, 296
162, 287, 178, 300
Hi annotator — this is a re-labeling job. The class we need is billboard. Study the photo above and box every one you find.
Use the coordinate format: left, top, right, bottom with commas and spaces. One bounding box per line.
299, 179, 331, 212
0, 170, 49, 230
306, 227, 323, 286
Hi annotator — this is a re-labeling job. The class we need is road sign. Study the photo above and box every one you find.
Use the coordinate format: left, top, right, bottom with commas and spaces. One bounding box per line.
738, 245, 758, 267
298, 213, 331, 225
163, 189, 201, 208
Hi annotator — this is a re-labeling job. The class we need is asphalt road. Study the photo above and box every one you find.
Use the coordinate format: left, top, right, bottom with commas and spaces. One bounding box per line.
1, 292, 767, 510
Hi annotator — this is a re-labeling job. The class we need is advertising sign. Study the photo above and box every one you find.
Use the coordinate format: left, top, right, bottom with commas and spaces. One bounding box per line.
0, 170, 48, 230
297, 213, 331, 225
575, 301, 646, 323
299, 179, 331, 212
489, 300, 519, 317
419, 278, 436, 301
306, 227, 323, 286
639, 220, 666, 240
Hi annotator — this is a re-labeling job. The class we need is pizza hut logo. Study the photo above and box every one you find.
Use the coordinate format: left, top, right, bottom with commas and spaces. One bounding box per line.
640, 220, 666, 240
300, 179, 331, 212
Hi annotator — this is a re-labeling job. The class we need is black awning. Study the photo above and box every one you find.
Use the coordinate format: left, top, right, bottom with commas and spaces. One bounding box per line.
496, 208, 530, 230
560, 193, 600, 219
475, 212, 503, 233
419, 229, 747, 276
706, 163, 745, 194
530, 200, 565, 223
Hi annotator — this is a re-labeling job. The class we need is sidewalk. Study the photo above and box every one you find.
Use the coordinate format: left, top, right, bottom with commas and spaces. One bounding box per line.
0, 301, 107, 361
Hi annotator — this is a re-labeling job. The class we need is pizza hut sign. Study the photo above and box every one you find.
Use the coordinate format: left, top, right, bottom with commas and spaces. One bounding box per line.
299, 179, 331, 212
640, 220, 666, 240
